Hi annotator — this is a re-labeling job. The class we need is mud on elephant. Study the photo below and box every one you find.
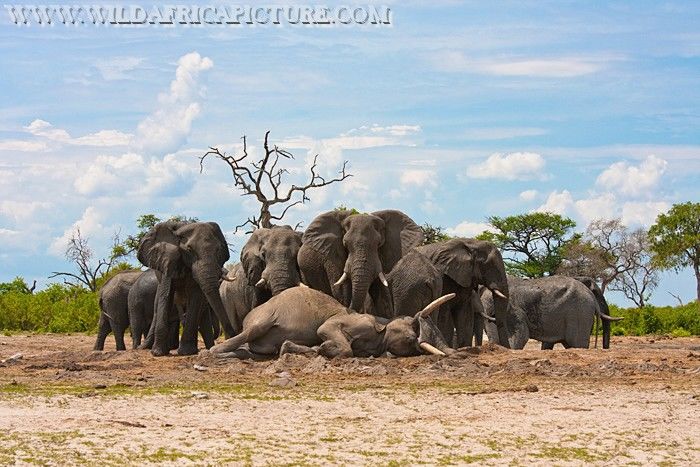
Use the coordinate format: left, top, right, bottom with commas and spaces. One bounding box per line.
137, 221, 230, 356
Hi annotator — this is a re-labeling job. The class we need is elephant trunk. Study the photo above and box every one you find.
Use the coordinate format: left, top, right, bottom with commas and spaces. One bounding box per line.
265, 265, 300, 296
192, 262, 229, 336
348, 256, 382, 312
492, 289, 511, 349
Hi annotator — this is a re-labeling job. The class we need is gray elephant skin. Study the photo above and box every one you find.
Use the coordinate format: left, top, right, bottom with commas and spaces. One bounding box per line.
389, 238, 510, 348
127, 269, 158, 349
298, 209, 423, 313
94, 270, 142, 351
209, 286, 455, 358
219, 263, 255, 337
482, 275, 622, 349
137, 220, 230, 356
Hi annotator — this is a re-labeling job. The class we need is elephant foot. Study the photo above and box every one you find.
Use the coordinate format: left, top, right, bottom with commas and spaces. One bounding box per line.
177, 343, 199, 356
151, 346, 170, 357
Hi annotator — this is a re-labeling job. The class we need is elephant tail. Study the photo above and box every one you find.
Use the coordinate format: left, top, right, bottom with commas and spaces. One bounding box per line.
574, 277, 622, 350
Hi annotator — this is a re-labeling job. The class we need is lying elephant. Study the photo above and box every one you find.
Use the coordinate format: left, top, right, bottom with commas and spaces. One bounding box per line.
209, 286, 455, 358
481, 275, 622, 349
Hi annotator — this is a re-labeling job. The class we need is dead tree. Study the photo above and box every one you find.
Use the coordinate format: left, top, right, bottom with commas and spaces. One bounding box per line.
200, 131, 351, 232
49, 229, 121, 292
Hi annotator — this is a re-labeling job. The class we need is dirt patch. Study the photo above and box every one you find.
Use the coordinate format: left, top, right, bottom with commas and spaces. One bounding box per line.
1, 334, 699, 465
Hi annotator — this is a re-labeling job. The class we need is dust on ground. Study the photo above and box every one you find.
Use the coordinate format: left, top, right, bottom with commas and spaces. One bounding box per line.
1, 334, 699, 466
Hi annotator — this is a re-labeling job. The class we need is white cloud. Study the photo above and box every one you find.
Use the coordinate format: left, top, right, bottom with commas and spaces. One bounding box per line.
519, 189, 538, 201
367, 124, 421, 136
0, 200, 51, 223
535, 190, 574, 215
136, 52, 213, 155
436, 52, 607, 77
95, 56, 144, 81
463, 127, 547, 140
74, 153, 144, 196
142, 153, 196, 197
596, 155, 668, 197
0, 140, 49, 151
446, 221, 495, 238
400, 169, 436, 187
49, 206, 109, 256
467, 152, 546, 180
23, 119, 132, 147
621, 201, 670, 226
573, 193, 617, 225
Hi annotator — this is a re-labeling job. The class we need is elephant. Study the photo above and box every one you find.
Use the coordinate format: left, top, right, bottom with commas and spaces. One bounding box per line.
298, 209, 424, 314
137, 220, 230, 356
412, 238, 511, 348
94, 270, 142, 351
481, 275, 622, 349
208, 286, 455, 359
127, 269, 157, 349
219, 263, 256, 336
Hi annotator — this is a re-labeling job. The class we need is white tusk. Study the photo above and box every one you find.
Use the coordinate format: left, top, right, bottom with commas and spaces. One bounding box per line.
378, 272, 389, 287
418, 293, 456, 318
333, 272, 348, 287
492, 289, 507, 299
480, 312, 496, 322
221, 274, 236, 282
419, 342, 446, 356
255, 278, 266, 288
298, 282, 308, 288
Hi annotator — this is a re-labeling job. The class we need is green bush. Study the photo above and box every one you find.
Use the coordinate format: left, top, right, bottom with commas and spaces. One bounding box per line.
0, 283, 99, 333
608, 302, 700, 336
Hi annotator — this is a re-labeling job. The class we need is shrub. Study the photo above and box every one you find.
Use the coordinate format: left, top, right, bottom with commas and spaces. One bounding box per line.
608, 302, 700, 336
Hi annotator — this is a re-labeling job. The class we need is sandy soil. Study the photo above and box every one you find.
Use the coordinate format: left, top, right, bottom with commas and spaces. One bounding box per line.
1, 334, 699, 466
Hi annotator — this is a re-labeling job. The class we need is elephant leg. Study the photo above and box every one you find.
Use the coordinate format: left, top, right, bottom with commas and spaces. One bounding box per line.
152, 278, 176, 356
211, 318, 275, 354
179, 287, 206, 355
140, 315, 156, 350
168, 320, 180, 350
113, 324, 127, 351
93, 314, 111, 351
129, 303, 144, 350
280, 340, 318, 356
473, 316, 484, 346
437, 306, 454, 348
541, 341, 555, 350
317, 323, 354, 358
198, 307, 215, 349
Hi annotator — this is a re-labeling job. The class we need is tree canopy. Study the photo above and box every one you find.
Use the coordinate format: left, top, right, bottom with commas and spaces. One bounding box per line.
649, 202, 700, 304
477, 212, 578, 277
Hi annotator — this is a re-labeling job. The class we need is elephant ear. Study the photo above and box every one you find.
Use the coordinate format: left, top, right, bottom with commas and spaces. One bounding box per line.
137, 221, 187, 278
241, 228, 270, 286
302, 210, 354, 257
372, 210, 424, 272
418, 239, 474, 288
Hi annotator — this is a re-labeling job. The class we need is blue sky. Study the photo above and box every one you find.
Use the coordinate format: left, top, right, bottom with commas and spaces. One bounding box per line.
0, 1, 698, 305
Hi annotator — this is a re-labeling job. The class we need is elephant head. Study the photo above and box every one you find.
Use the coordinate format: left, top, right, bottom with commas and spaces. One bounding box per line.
137, 221, 230, 356
417, 238, 511, 348
241, 225, 302, 303
383, 294, 455, 357
302, 209, 423, 312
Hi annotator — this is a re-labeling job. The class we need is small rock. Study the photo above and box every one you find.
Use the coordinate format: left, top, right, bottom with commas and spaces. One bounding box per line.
1, 353, 23, 364
191, 391, 209, 399
269, 376, 296, 388
193, 364, 209, 372
524, 384, 539, 393
94, 384, 107, 390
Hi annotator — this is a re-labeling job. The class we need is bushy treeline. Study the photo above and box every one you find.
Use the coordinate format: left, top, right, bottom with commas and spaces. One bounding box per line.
609, 302, 700, 337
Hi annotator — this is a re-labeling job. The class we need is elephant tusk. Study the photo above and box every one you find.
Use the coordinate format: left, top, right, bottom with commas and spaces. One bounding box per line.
298, 282, 309, 288
419, 342, 446, 356
480, 311, 496, 322
255, 278, 267, 288
418, 293, 456, 318
378, 272, 389, 287
492, 289, 507, 299
598, 312, 624, 321
221, 274, 236, 282
334, 272, 348, 287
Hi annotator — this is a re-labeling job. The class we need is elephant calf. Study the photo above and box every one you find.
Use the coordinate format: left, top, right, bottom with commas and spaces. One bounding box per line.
94, 270, 143, 351
209, 286, 455, 359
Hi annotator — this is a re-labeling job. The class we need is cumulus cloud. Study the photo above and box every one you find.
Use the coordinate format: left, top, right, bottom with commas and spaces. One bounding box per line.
95, 56, 144, 81
0, 200, 52, 223
467, 152, 546, 180
446, 221, 495, 238
136, 52, 213, 155
519, 189, 538, 201
596, 155, 668, 197
49, 206, 109, 256
24, 119, 132, 147
400, 169, 436, 187
0, 140, 49, 152
535, 190, 574, 215
621, 201, 670, 226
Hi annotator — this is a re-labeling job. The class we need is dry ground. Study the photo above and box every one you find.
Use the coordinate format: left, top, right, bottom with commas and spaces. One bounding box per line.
1, 334, 699, 466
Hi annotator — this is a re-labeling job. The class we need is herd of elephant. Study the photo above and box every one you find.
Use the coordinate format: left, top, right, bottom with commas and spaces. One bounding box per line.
94, 209, 622, 359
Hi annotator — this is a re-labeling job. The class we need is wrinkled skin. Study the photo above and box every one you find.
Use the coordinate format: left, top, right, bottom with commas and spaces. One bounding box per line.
127, 269, 157, 349
241, 225, 303, 307
94, 270, 142, 351
298, 209, 423, 314
415, 238, 510, 348
137, 221, 229, 356
208, 286, 453, 359
219, 263, 256, 336
481, 275, 621, 349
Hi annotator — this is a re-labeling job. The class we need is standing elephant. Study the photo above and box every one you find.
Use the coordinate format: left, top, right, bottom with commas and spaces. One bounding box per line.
94, 270, 142, 351
137, 221, 230, 356
413, 238, 511, 348
481, 275, 622, 349
127, 269, 157, 349
209, 286, 455, 359
298, 209, 423, 314
219, 263, 256, 336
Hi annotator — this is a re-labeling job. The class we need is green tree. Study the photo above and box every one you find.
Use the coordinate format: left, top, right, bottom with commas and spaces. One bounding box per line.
0, 277, 36, 295
420, 223, 451, 245
648, 202, 700, 305
477, 212, 578, 277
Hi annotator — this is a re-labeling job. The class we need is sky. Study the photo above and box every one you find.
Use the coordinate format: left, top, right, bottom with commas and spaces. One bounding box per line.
0, 1, 698, 306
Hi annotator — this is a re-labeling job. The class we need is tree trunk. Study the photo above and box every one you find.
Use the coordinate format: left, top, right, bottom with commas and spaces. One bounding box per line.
695, 262, 700, 307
